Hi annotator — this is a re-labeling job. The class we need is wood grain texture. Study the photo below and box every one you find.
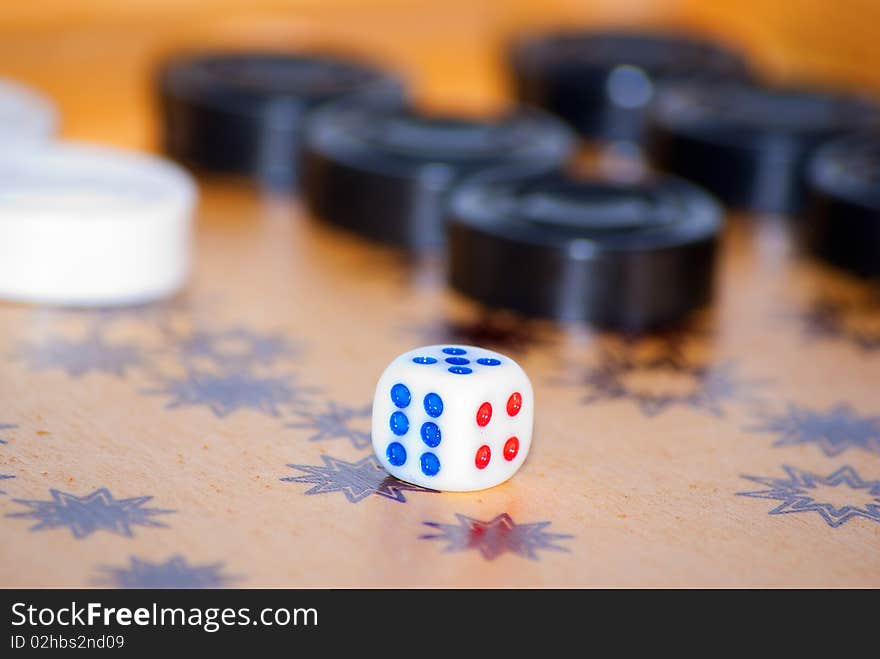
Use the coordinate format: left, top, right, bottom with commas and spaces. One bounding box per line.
0, 1, 878, 587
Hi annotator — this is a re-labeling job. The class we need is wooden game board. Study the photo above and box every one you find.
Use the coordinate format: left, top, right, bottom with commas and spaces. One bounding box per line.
1, 4, 879, 588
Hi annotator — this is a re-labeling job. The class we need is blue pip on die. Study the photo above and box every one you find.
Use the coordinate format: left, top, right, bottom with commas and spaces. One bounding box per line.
372, 345, 533, 491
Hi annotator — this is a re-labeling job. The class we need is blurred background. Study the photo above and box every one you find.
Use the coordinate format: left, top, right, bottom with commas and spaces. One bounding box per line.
2, 0, 878, 149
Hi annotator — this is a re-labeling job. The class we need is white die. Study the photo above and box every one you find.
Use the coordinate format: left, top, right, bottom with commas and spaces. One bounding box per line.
371, 344, 533, 491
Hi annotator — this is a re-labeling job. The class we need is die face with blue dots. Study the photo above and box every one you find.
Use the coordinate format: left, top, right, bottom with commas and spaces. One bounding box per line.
371, 345, 533, 491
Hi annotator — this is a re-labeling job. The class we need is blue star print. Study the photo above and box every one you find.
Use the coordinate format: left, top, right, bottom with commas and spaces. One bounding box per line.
18, 332, 143, 378
747, 403, 880, 456
6, 487, 175, 538
94, 555, 238, 588
1, 424, 16, 493
145, 369, 316, 418
286, 401, 372, 449
281, 455, 434, 503
0, 422, 15, 444
738, 465, 880, 528
570, 349, 762, 417
176, 327, 297, 369
421, 513, 573, 560
0, 474, 14, 495
796, 295, 880, 352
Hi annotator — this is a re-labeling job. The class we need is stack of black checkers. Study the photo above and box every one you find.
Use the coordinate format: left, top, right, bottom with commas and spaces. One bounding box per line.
157, 52, 404, 188
152, 37, 880, 332
448, 167, 722, 331
647, 82, 880, 216
806, 134, 880, 278
301, 103, 574, 251
509, 30, 751, 143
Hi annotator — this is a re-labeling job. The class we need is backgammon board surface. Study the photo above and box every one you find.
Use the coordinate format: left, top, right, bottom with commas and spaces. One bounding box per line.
1, 9, 879, 588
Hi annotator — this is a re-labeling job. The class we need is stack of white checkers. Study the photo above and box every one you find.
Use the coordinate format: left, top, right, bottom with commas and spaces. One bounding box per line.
0, 78, 197, 307
0, 77, 57, 144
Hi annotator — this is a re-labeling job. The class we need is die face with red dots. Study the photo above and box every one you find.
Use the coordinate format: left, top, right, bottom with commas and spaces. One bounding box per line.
371, 344, 533, 491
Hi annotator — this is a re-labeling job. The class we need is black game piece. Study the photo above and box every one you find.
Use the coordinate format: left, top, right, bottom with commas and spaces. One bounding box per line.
447, 165, 722, 331
301, 103, 574, 251
508, 30, 751, 143
806, 134, 880, 278
157, 52, 405, 188
648, 82, 880, 216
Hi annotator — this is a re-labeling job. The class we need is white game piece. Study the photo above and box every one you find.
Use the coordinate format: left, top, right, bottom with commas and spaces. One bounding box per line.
0, 77, 57, 144
372, 344, 533, 491
0, 142, 197, 307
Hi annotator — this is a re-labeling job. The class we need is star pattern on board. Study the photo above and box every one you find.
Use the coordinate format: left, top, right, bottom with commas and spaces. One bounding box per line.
176, 327, 297, 369
795, 294, 880, 352
747, 402, 880, 456
407, 314, 551, 353
609, 321, 714, 349
0, 474, 14, 496
94, 555, 239, 588
281, 454, 435, 504
566, 348, 761, 417
421, 513, 573, 561
738, 465, 880, 528
144, 369, 316, 418
0, 422, 15, 444
286, 401, 372, 450
17, 332, 144, 378
6, 487, 175, 539
1, 424, 16, 494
